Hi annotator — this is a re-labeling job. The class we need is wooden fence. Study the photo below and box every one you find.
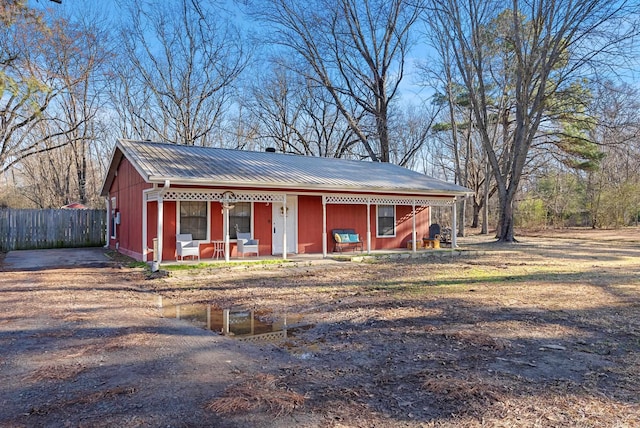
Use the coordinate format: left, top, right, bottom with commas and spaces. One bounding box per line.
0, 209, 106, 252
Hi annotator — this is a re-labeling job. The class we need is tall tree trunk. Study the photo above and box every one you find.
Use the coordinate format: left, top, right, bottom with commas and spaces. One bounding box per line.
496, 187, 517, 241
377, 95, 390, 162
481, 159, 490, 234
458, 197, 466, 237
77, 143, 87, 204
471, 199, 480, 228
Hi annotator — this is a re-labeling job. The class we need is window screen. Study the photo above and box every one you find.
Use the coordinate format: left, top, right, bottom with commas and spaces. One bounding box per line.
377, 205, 395, 236
180, 201, 207, 240
229, 202, 251, 239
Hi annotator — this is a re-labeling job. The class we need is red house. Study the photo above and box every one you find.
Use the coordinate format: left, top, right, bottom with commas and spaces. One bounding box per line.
100, 139, 471, 263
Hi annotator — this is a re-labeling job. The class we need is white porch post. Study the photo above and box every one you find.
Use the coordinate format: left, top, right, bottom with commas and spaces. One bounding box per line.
157, 197, 163, 263
282, 194, 287, 260
224, 206, 230, 262
142, 194, 147, 261
322, 196, 327, 258
366, 201, 371, 254
104, 197, 110, 248
412, 201, 417, 253
452, 198, 458, 248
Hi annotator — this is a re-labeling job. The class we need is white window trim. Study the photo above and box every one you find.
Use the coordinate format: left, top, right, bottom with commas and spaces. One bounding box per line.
176, 200, 211, 242
110, 197, 117, 239
376, 204, 396, 238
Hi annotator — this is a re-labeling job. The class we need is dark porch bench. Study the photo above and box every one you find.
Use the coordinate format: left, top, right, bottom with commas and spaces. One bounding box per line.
331, 229, 364, 253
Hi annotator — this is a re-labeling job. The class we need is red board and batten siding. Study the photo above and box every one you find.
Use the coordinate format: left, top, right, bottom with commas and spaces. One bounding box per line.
154, 196, 431, 258
150, 186, 435, 253
370, 204, 430, 250
145, 200, 181, 262
109, 159, 435, 260
146, 200, 157, 261
298, 195, 323, 254
253, 202, 273, 256
162, 201, 177, 261
324, 201, 430, 251
108, 158, 152, 260
325, 203, 368, 251
144, 200, 274, 261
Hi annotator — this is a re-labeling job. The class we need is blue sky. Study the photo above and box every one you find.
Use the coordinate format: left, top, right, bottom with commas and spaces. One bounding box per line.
34, 0, 637, 106
30, 0, 434, 106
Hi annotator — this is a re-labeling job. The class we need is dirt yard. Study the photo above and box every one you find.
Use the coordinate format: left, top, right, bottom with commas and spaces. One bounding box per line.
1, 229, 639, 427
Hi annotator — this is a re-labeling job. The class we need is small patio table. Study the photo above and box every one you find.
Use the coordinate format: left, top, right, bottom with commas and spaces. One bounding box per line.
212, 240, 225, 259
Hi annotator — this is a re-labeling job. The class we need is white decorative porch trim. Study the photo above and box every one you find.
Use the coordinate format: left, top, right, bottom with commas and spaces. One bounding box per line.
323, 194, 454, 206
147, 189, 452, 206
159, 189, 285, 203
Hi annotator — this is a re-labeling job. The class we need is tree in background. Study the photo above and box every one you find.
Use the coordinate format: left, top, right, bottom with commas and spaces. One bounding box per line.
585, 82, 640, 228
256, 0, 423, 162
0, 1, 67, 174
511, 82, 640, 229
389, 103, 440, 168
427, 0, 638, 241
430, 86, 496, 236
248, 61, 361, 158
1, 2, 112, 208
2, 0, 640, 221
111, 0, 249, 146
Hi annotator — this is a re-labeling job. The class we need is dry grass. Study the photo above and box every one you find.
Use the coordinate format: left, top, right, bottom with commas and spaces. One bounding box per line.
443, 330, 511, 350
28, 387, 137, 416
9, 230, 636, 426
63, 332, 156, 359
24, 363, 86, 382
78, 386, 137, 404
422, 371, 503, 405
59, 312, 93, 323
206, 373, 305, 417
172, 231, 640, 426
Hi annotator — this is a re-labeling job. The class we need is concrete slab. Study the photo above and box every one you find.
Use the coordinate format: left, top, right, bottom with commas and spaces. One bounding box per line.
2, 247, 112, 271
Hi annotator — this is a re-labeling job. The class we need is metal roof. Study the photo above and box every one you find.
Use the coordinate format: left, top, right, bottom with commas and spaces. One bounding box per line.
100, 139, 472, 197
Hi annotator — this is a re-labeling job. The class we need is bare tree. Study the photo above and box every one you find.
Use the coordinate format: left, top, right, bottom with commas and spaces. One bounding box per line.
256, 0, 423, 162
249, 61, 361, 157
0, 2, 102, 175
113, 0, 249, 146
585, 82, 640, 227
421, 25, 497, 235
389, 103, 439, 168
7, 9, 112, 207
427, 0, 639, 241
53, 14, 110, 205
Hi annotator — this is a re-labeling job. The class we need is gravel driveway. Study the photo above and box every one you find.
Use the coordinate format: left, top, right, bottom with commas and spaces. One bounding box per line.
2, 247, 112, 271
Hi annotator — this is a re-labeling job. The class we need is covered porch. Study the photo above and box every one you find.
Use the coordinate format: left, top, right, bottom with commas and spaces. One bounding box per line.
142, 187, 461, 265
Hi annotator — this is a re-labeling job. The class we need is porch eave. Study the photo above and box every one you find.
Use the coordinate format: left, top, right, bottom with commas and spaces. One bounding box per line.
145, 176, 471, 198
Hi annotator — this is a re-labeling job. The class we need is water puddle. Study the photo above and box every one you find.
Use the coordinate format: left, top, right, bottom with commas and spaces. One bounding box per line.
158, 296, 311, 342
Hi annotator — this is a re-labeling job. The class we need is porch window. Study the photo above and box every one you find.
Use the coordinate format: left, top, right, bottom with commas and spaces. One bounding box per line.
377, 205, 395, 237
179, 201, 207, 241
229, 202, 251, 239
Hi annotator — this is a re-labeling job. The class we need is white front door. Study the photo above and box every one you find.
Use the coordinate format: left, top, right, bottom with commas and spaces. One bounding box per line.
272, 196, 297, 255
